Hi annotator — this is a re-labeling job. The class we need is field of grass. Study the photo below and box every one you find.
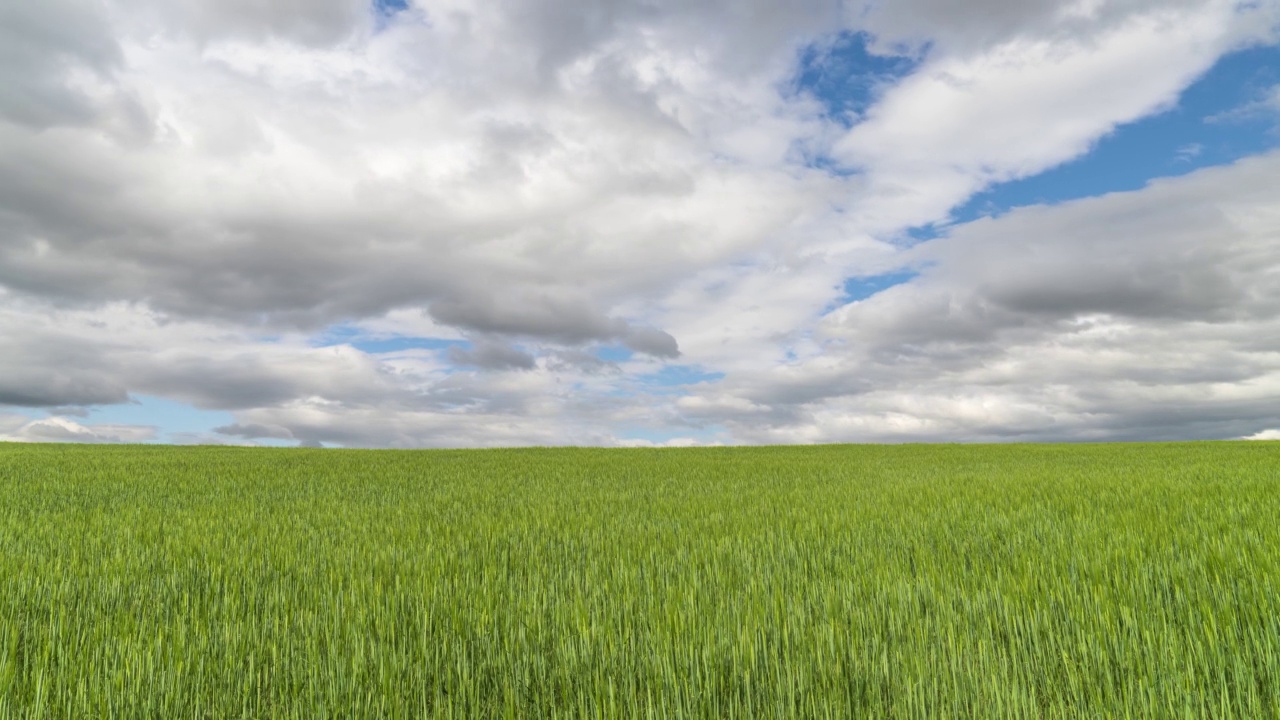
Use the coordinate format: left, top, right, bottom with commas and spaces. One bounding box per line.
0, 441, 1277, 718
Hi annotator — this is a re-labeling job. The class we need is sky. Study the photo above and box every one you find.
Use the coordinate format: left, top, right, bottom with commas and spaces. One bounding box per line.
3, 0, 1280, 448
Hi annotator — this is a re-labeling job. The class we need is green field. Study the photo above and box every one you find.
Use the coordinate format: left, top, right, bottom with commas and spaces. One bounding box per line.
1, 442, 1277, 718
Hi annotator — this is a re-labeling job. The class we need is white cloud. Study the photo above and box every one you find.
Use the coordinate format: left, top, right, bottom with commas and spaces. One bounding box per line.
0, 416, 157, 444
1175, 143, 1204, 162
1207, 81, 1280, 124
833, 1, 1261, 234
1243, 429, 1280, 440
650, 0, 1276, 374
616, 437, 722, 448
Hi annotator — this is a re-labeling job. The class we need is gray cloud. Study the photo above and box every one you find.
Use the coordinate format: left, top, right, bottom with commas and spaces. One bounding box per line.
131, 348, 395, 410
0, 329, 131, 407
128, 0, 372, 47
0, 382, 129, 409
0, 1, 121, 128
428, 294, 680, 357
428, 291, 624, 346
213, 422, 295, 440
621, 326, 681, 358
447, 340, 538, 371
545, 349, 621, 374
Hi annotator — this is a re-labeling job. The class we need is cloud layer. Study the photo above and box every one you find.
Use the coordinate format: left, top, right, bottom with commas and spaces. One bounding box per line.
2, 0, 1279, 446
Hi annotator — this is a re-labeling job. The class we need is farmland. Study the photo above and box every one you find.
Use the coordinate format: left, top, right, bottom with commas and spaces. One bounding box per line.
0, 441, 1277, 718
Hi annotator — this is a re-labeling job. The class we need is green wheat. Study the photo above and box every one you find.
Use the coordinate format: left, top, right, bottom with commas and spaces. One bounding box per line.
0, 442, 1277, 718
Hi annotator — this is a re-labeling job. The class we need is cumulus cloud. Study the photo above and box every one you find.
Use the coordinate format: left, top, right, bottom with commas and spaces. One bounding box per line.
2, 0, 1279, 447
0, 416, 157, 444
833, 0, 1266, 234
681, 152, 1280, 442
1243, 429, 1280, 440
0, 0, 848, 345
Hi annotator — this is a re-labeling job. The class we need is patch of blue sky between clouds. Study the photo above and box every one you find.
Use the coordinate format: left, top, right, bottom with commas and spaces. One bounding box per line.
595, 363, 722, 401
791, 31, 922, 127
900, 225, 947, 244
619, 425, 728, 447
312, 324, 469, 355
374, 0, 409, 19
87, 395, 236, 444
595, 346, 634, 363
841, 271, 920, 303
372, 0, 411, 32
951, 43, 1280, 224
348, 336, 469, 354
788, 31, 922, 172
821, 270, 921, 315
636, 365, 726, 395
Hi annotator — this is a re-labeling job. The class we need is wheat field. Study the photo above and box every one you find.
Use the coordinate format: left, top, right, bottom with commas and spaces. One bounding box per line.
1, 441, 1277, 718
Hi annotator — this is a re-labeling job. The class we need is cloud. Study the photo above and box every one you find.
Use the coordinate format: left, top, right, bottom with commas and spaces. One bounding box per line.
0, 1, 123, 129
0, 300, 409, 411
0, 381, 129, 409
679, 151, 1280, 443
127, 0, 374, 47
616, 436, 718, 448
1175, 143, 1204, 162
221, 400, 614, 448
620, 327, 678, 358
1206, 81, 1280, 124
1243, 429, 1280, 440
0, 416, 157, 444
544, 349, 621, 374
2, 0, 1279, 447
832, 0, 1266, 233
212, 422, 295, 440
4, 1, 1256, 341
447, 340, 537, 371
48, 406, 92, 418
0, 0, 837, 351
855, 0, 1278, 54
0, 323, 132, 407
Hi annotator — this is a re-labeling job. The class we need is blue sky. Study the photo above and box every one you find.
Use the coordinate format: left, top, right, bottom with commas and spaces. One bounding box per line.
3, 0, 1280, 446
953, 42, 1280, 223
793, 31, 922, 126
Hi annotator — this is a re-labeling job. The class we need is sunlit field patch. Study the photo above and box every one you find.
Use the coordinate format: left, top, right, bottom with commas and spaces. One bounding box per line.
1, 442, 1277, 718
